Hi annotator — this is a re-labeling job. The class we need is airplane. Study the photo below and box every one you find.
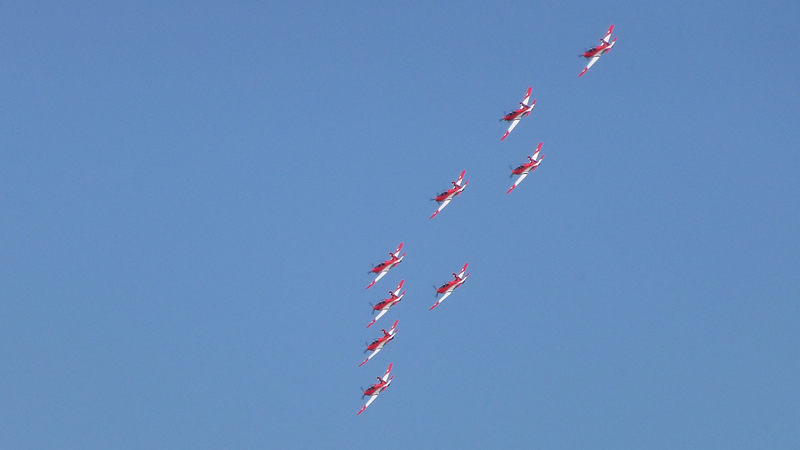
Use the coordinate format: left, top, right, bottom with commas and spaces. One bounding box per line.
429, 263, 470, 310
500, 87, 536, 141
430, 170, 469, 219
357, 362, 394, 415
359, 320, 398, 367
366, 243, 406, 289
579, 24, 617, 77
367, 280, 406, 328
506, 142, 545, 194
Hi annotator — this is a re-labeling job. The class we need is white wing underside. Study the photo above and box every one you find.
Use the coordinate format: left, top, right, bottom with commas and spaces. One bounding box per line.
505, 118, 521, 136
362, 393, 379, 411
512, 172, 529, 190
365, 347, 383, 362
436, 289, 454, 305
436, 197, 452, 214
585, 55, 601, 71
372, 270, 388, 285
368, 308, 389, 328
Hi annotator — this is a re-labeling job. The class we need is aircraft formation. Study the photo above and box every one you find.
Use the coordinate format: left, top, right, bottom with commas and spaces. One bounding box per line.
355, 25, 618, 415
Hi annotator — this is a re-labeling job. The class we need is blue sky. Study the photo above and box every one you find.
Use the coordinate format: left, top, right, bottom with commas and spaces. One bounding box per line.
1, 1, 799, 448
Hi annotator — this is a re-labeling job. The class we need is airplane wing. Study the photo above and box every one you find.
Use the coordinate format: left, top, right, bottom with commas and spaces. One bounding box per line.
578, 55, 601, 77
382, 363, 393, 382
532, 142, 543, 161
602, 24, 614, 44
366, 269, 388, 289
357, 364, 393, 415
429, 290, 453, 310
501, 117, 521, 141
455, 170, 466, 187
367, 308, 389, 328
521, 86, 532, 106
357, 394, 378, 415
429, 197, 452, 219
506, 172, 529, 194
457, 263, 469, 278
359, 349, 381, 367
393, 280, 405, 296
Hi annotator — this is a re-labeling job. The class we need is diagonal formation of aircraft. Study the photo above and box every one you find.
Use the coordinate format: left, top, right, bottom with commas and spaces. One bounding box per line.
353, 24, 618, 415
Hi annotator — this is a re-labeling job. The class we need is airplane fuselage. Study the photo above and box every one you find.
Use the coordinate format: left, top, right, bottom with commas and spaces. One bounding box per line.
367, 335, 393, 352
583, 40, 614, 58
502, 106, 531, 122
437, 278, 464, 294
373, 297, 399, 311
434, 186, 463, 203
364, 381, 388, 396
512, 162, 536, 175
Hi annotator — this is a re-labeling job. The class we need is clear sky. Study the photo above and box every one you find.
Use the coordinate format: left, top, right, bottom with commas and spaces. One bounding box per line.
1, 1, 799, 448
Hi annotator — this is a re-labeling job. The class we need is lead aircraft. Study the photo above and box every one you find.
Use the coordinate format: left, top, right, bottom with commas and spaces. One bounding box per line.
500, 87, 536, 141
429, 263, 470, 310
579, 25, 617, 77
367, 280, 405, 328
506, 142, 545, 194
357, 363, 394, 415
359, 320, 398, 367
366, 243, 406, 289
430, 170, 468, 219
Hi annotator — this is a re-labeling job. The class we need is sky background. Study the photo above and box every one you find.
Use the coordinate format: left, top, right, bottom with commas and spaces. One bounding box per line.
1, 1, 799, 448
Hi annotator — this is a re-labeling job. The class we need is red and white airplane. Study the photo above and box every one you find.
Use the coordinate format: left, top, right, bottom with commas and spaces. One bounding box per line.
366, 243, 406, 289
430, 170, 468, 219
500, 87, 536, 141
359, 320, 398, 367
506, 142, 545, 194
357, 362, 394, 415
429, 263, 470, 310
579, 25, 617, 77
367, 279, 405, 328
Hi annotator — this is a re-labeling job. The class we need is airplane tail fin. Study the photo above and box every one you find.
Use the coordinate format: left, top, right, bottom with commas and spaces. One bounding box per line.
606, 37, 618, 52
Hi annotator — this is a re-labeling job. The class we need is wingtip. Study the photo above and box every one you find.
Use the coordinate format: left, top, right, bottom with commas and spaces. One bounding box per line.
506, 186, 515, 194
